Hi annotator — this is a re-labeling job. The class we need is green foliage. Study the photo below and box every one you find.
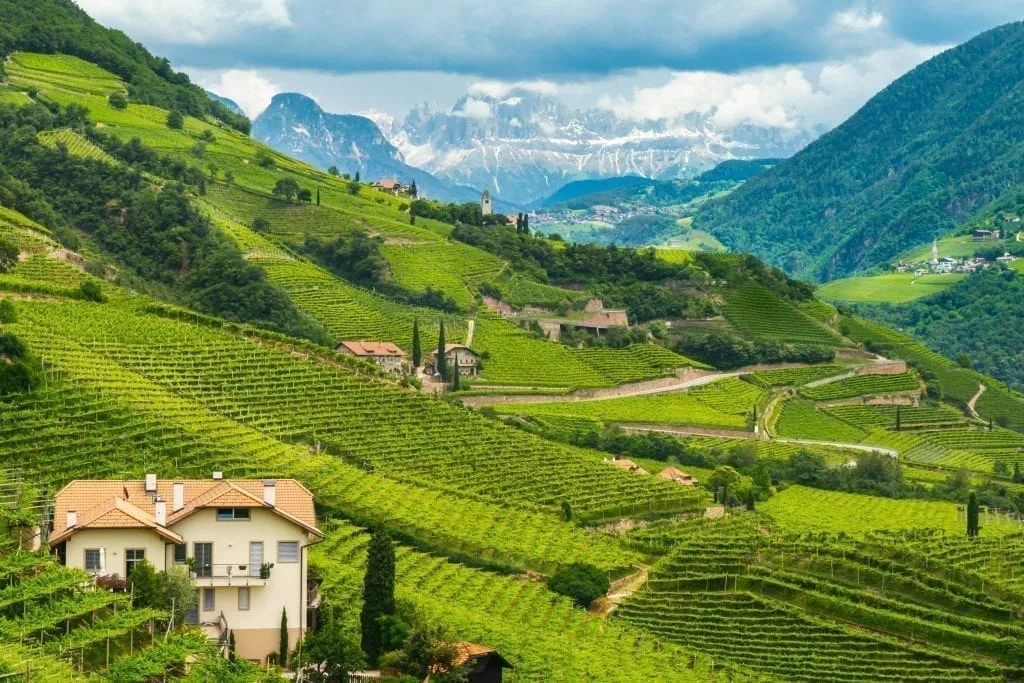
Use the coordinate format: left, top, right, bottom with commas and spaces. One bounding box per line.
77, 279, 105, 302
695, 21, 1024, 279
0, 1, 249, 131
0, 298, 14, 323
675, 330, 835, 370
967, 491, 980, 538
0, 238, 17, 273
295, 600, 365, 681
273, 177, 300, 201
279, 607, 289, 668
165, 108, 184, 130
392, 626, 467, 683
411, 317, 422, 368
0, 332, 41, 396
106, 91, 127, 110
128, 559, 164, 608
857, 268, 1024, 391
361, 526, 396, 665
436, 320, 447, 379
548, 562, 610, 608
305, 230, 389, 290
800, 373, 920, 401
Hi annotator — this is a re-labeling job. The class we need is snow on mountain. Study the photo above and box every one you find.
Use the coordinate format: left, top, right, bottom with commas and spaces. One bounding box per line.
382, 89, 816, 204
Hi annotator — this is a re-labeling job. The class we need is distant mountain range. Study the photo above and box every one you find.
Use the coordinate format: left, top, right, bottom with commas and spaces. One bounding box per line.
250, 93, 489, 205
695, 21, 1024, 281
365, 89, 814, 204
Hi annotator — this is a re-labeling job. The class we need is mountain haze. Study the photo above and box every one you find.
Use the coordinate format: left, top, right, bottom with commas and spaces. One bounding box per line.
695, 21, 1024, 281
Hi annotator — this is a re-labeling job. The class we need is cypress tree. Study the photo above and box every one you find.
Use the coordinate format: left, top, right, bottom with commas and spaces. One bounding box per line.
355, 171, 360, 183
360, 527, 396, 665
895, 405, 901, 431
1014, 462, 1022, 484
745, 489, 756, 511
411, 318, 422, 368
229, 630, 236, 662
452, 365, 461, 390
561, 500, 572, 521
316, 187, 321, 206
522, 213, 529, 234
967, 491, 980, 538
410, 180, 418, 198
279, 608, 289, 667
436, 321, 447, 379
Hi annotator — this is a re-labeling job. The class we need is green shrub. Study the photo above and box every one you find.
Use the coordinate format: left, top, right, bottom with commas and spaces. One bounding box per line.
78, 280, 106, 302
548, 562, 609, 608
166, 109, 184, 130
107, 91, 127, 110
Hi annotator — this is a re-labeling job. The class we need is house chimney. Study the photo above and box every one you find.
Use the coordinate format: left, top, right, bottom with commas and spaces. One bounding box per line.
66, 510, 77, 528
172, 482, 184, 512
263, 479, 276, 507
212, 471, 223, 481
154, 497, 167, 526
144, 473, 157, 493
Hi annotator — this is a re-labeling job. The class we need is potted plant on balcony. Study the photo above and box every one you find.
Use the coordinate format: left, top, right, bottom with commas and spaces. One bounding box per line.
185, 556, 197, 579
260, 562, 274, 579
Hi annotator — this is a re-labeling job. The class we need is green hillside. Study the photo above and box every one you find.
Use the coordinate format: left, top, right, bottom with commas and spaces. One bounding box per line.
5, 10, 1024, 679
695, 21, 1024, 281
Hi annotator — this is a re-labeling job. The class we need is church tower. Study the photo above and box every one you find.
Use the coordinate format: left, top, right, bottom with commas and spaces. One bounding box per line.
481, 189, 492, 216
931, 238, 939, 265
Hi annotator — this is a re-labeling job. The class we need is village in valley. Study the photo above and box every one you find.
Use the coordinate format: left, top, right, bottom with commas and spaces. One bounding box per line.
894, 227, 1021, 275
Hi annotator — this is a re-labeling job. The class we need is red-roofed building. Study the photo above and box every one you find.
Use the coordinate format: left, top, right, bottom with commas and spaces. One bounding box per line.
337, 340, 409, 375
426, 344, 480, 377
50, 474, 322, 665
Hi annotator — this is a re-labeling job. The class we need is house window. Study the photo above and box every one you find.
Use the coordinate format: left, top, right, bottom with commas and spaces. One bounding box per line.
238, 587, 250, 611
249, 542, 264, 577
194, 542, 213, 578
125, 549, 145, 577
216, 508, 251, 521
278, 541, 299, 563
202, 588, 215, 612
84, 548, 102, 573
173, 544, 187, 564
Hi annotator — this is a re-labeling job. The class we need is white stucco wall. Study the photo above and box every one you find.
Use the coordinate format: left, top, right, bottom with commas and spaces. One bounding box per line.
65, 528, 169, 576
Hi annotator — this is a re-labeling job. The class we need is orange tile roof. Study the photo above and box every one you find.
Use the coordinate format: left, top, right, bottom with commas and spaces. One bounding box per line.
450, 642, 512, 670
658, 467, 697, 485
338, 341, 406, 357
51, 478, 320, 546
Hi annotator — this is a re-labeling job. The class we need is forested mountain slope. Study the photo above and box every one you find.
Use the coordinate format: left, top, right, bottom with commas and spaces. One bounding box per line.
695, 21, 1024, 281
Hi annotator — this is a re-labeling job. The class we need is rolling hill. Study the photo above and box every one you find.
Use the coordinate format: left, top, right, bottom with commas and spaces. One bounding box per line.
695, 20, 1024, 281
5, 3, 1024, 680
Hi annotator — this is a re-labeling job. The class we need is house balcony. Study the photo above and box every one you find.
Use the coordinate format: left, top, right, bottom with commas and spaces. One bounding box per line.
190, 563, 271, 587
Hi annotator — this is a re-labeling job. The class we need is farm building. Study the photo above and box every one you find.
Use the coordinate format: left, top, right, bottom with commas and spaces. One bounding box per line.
607, 457, 647, 474
336, 340, 409, 375
371, 179, 408, 194
426, 344, 480, 377
451, 643, 514, 683
659, 467, 698, 486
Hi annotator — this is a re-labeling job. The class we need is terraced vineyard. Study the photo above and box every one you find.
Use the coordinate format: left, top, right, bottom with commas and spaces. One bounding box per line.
747, 365, 847, 387
0, 551, 219, 678
495, 381, 757, 430
773, 399, 868, 443
312, 520, 730, 683
37, 128, 118, 165
471, 316, 614, 388
761, 485, 1019, 537
11, 299, 702, 522
572, 344, 707, 384
723, 283, 842, 345
824, 404, 969, 429
800, 373, 921, 401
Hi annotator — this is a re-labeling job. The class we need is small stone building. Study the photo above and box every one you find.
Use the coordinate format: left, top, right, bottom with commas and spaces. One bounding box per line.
426, 344, 480, 377
336, 341, 409, 375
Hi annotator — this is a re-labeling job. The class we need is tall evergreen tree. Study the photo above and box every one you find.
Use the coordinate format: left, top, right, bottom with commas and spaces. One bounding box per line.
522, 213, 529, 234
967, 491, 980, 538
452, 365, 461, 390
279, 608, 289, 667
360, 527, 396, 665
316, 187, 321, 206
436, 321, 447, 379
1015, 462, 1022, 484
895, 405, 901, 432
355, 171, 361, 183
516, 213, 523, 233
410, 180, 418, 198
411, 318, 422, 368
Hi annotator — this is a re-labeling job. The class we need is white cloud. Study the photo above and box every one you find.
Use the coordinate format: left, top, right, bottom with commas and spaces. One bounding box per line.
75, 0, 292, 44
468, 80, 559, 99
196, 69, 281, 118
454, 98, 493, 119
598, 43, 943, 130
831, 8, 886, 32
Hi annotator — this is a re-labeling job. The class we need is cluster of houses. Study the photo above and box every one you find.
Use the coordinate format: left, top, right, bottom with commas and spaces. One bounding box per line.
336, 340, 480, 379
370, 179, 416, 196
895, 238, 1017, 275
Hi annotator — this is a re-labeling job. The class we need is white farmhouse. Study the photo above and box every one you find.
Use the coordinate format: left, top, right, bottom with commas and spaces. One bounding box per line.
49, 475, 323, 665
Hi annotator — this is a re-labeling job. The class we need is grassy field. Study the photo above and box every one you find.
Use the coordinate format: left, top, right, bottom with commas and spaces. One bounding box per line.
658, 228, 726, 251
902, 235, 992, 261
817, 273, 964, 303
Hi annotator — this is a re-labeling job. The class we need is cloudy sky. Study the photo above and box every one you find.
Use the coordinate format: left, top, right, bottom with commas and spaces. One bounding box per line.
76, 1, 1022, 130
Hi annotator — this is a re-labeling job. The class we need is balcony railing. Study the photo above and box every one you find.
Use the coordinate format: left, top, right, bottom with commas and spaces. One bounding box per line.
188, 563, 270, 586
